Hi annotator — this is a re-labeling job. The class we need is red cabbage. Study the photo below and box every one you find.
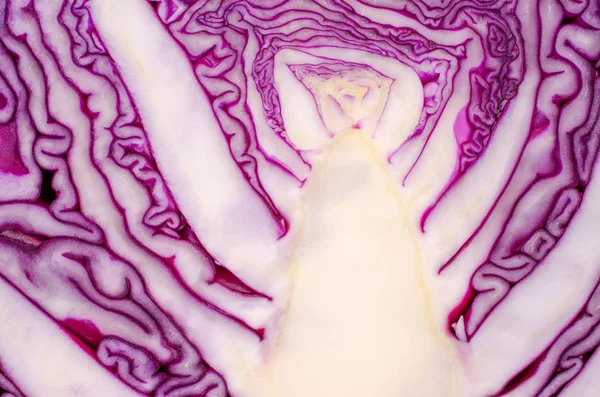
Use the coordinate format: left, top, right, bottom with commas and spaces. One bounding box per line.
0, 0, 599, 396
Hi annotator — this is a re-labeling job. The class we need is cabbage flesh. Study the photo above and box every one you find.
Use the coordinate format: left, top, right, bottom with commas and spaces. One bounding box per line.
0, 0, 599, 396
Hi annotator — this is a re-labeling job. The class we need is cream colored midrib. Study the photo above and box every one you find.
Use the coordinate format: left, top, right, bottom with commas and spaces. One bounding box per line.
253, 129, 462, 397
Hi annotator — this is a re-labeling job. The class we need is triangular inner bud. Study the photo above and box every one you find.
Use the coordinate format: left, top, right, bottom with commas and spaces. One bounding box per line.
290, 63, 392, 135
